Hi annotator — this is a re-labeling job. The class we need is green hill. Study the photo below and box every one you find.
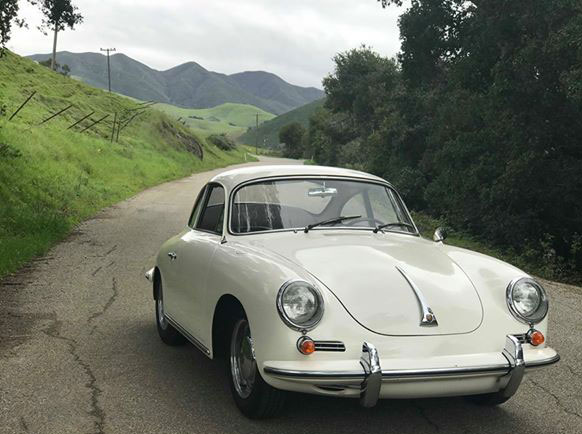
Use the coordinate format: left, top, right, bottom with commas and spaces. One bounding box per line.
27, 52, 325, 115
155, 102, 275, 138
0, 51, 251, 278
238, 98, 325, 147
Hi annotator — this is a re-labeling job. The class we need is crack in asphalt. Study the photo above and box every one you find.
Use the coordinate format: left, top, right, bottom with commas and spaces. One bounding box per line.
88, 277, 118, 325
529, 378, 582, 420
413, 402, 440, 432
43, 315, 106, 434
91, 266, 103, 277
104, 245, 118, 256
564, 363, 579, 377
19, 416, 29, 433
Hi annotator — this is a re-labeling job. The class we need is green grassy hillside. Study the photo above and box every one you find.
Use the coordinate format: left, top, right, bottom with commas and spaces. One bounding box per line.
0, 51, 252, 278
155, 102, 275, 137
238, 98, 325, 147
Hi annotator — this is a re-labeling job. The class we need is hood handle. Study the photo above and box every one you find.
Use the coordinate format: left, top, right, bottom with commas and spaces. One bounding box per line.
395, 266, 438, 327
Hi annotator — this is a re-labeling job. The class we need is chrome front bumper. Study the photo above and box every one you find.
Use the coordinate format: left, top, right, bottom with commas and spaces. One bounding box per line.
263, 335, 560, 407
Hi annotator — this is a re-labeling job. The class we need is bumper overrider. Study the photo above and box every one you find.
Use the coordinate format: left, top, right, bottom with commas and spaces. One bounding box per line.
263, 335, 560, 407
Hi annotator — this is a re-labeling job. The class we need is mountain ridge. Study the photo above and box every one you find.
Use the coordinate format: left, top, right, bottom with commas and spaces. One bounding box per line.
27, 51, 324, 115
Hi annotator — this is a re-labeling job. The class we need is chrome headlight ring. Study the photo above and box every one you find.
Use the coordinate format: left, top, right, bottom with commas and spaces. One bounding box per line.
506, 277, 549, 325
276, 280, 324, 331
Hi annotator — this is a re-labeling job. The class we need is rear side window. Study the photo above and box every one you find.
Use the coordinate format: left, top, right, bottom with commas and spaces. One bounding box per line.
196, 185, 225, 234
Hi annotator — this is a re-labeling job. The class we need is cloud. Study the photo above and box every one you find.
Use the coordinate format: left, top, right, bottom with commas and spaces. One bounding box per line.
8, 0, 402, 88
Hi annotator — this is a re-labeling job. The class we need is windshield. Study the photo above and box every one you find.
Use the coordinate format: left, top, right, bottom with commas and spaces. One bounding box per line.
230, 178, 416, 234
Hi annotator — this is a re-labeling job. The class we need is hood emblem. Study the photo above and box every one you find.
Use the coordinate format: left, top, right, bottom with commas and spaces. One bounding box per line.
395, 266, 438, 327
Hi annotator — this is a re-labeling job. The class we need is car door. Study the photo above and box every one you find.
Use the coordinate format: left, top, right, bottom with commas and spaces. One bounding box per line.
170, 183, 225, 344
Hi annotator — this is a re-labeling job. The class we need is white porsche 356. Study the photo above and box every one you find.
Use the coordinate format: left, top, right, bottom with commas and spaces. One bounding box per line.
145, 165, 559, 418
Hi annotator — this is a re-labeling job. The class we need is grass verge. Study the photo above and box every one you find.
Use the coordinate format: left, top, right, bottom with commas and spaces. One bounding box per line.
0, 52, 255, 278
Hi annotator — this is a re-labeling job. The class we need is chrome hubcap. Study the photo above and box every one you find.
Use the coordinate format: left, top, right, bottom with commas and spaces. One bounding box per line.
157, 287, 168, 330
230, 319, 256, 398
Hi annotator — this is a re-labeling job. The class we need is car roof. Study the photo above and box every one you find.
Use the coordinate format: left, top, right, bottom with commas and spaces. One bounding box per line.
210, 164, 389, 190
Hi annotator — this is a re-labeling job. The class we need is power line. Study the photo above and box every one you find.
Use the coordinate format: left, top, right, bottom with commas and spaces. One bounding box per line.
100, 48, 116, 92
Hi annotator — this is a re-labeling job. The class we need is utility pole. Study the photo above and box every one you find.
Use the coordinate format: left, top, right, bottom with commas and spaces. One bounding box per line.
100, 48, 116, 92
255, 113, 259, 154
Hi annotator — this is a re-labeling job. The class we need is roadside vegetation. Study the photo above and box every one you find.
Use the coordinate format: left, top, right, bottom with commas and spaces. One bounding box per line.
237, 98, 324, 148
0, 52, 252, 278
277, 0, 582, 283
239, 144, 283, 157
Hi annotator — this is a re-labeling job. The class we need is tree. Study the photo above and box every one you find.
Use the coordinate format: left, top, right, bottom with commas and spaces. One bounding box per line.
305, 1, 582, 278
0, 0, 25, 57
38, 58, 70, 76
279, 123, 306, 159
31, 0, 83, 70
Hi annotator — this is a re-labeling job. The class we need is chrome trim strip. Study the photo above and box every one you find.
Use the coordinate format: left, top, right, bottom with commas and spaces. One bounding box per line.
263, 367, 365, 379
264, 364, 510, 381
314, 341, 346, 352
165, 313, 211, 357
395, 266, 438, 326
263, 354, 559, 382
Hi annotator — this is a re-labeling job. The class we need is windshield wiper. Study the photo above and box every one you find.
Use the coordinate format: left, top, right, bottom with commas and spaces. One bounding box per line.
304, 215, 361, 233
373, 222, 416, 234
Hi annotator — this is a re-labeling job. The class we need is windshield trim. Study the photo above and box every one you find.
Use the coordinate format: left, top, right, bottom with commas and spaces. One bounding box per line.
227, 175, 420, 237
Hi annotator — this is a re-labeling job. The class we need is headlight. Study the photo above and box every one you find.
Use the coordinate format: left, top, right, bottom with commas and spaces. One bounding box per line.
277, 280, 324, 331
506, 277, 548, 324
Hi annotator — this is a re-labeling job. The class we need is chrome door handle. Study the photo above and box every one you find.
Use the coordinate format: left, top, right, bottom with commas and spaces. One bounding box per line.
168, 252, 177, 261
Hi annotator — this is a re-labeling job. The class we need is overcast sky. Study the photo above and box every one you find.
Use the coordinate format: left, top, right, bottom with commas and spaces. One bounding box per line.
9, 0, 403, 88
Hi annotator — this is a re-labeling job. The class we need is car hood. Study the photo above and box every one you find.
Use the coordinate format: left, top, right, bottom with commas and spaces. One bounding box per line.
245, 231, 483, 336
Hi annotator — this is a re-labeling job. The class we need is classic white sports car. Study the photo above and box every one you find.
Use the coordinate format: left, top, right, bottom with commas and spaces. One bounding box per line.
146, 165, 559, 418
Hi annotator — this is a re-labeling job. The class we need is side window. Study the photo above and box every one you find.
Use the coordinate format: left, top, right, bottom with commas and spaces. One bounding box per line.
196, 185, 225, 234
369, 187, 399, 223
188, 187, 207, 228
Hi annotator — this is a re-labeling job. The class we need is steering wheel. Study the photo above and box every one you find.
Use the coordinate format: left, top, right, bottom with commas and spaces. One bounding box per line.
345, 217, 383, 228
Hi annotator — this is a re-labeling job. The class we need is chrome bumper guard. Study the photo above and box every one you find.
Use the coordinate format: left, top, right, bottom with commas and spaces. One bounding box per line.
360, 342, 382, 407
263, 334, 560, 408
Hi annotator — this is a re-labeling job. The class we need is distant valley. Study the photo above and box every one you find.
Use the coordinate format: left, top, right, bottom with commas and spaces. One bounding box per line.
27, 52, 324, 115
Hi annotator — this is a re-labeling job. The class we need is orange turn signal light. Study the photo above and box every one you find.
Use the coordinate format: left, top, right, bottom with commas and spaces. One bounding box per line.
528, 330, 545, 346
297, 337, 315, 355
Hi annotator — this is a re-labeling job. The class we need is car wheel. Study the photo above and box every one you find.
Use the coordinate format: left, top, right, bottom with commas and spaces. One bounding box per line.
227, 317, 286, 419
465, 391, 512, 406
155, 281, 186, 346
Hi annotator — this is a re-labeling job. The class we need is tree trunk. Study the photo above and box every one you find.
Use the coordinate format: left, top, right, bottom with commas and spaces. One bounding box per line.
51, 25, 58, 71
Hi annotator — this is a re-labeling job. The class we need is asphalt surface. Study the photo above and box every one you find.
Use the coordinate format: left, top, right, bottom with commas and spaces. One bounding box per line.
1, 156, 580, 434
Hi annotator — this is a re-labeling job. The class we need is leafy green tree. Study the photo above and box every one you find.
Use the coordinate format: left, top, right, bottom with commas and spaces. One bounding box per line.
306, 1, 582, 278
0, 0, 25, 57
279, 122, 306, 159
31, 0, 83, 70
38, 58, 70, 76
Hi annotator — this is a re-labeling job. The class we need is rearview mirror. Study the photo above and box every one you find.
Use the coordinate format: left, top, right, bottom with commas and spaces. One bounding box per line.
433, 227, 447, 243
308, 187, 337, 198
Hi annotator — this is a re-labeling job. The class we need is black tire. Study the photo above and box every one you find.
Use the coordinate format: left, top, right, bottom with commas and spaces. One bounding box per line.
465, 391, 512, 406
227, 317, 286, 419
155, 280, 186, 346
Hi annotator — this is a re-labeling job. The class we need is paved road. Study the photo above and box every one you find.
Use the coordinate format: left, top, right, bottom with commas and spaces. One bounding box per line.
1, 156, 580, 434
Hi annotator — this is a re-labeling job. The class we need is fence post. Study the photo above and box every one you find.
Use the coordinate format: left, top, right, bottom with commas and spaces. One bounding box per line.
39, 104, 73, 125
9, 91, 36, 121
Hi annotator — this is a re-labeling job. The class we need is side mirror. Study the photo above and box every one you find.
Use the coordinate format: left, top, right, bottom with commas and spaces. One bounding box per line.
433, 227, 447, 243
